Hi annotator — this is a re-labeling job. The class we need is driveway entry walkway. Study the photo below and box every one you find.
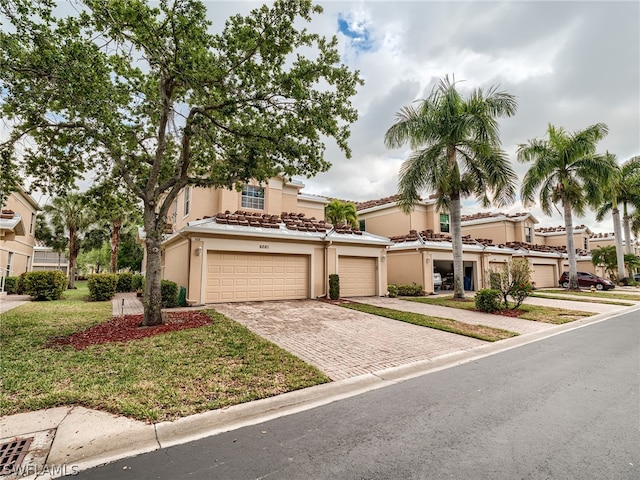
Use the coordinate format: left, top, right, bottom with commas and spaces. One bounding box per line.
211, 300, 485, 381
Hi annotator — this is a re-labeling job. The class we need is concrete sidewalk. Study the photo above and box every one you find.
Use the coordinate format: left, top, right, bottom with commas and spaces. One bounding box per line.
1, 294, 638, 479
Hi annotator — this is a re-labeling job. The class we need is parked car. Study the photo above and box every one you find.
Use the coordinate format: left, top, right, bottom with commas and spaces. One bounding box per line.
558, 271, 615, 290
433, 272, 442, 291
634, 273, 640, 282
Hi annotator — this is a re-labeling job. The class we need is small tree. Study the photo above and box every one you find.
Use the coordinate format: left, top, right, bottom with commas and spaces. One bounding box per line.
590, 245, 618, 281
487, 259, 534, 310
325, 199, 358, 228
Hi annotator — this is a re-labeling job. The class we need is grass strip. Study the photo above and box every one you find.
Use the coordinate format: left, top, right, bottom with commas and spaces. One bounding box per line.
405, 296, 592, 324
1, 286, 329, 422
534, 289, 640, 302
341, 302, 518, 342
531, 292, 634, 306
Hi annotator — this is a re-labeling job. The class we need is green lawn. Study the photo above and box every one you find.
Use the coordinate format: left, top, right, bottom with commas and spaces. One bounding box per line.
0, 285, 329, 422
534, 289, 640, 302
341, 302, 518, 342
404, 296, 592, 324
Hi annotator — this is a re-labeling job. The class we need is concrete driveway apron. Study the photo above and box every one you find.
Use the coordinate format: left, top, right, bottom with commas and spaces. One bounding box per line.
211, 300, 484, 381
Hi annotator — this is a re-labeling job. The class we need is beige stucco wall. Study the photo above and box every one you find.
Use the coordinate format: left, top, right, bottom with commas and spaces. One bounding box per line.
359, 203, 441, 238
588, 237, 616, 250
537, 232, 589, 250
162, 238, 190, 290
462, 219, 536, 244
1, 190, 40, 283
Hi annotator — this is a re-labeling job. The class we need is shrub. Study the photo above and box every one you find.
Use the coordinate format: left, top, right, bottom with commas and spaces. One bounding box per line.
387, 284, 399, 298
4, 276, 19, 294
487, 259, 533, 309
116, 272, 133, 292
22, 271, 67, 301
475, 289, 502, 313
17, 272, 26, 294
161, 280, 178, 308
87, 273, 118, 301
177, 286, 187, 307
132, 274, 144, 291
396, 283, 424, 296
329, 274, 340, 300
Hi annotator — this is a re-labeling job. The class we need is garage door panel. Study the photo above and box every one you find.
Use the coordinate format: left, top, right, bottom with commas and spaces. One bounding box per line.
339, 256, 376, 297
206, 251, 309, 303
533, 264, 555, 288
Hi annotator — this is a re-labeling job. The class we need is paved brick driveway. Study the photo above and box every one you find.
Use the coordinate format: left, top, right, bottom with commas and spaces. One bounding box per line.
211, 300, 484, 381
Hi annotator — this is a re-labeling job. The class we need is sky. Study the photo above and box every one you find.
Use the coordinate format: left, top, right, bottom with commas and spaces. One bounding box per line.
5, 1, 639, 234
206, 0, 639, 234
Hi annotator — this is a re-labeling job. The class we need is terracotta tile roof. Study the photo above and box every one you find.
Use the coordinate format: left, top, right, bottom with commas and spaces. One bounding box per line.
281, 212, 333, 233
355, 195, 402, 211
0, 209, 16, 219
199, 210, 335, 233
535, 225, 588, 234
461, 211, 530, 222
390, 229, 491, 245
589, 232, 615, 239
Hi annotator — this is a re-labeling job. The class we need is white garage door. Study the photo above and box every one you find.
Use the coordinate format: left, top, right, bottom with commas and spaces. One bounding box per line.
206, 252, 308, 303
533, 264, 556, 288
338, 256, 377, 297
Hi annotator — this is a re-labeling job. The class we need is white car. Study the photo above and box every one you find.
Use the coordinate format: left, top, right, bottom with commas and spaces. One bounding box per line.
433, 272, 442, 291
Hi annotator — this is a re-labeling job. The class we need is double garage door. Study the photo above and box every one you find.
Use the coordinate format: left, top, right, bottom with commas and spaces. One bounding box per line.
206, 252, 309, 303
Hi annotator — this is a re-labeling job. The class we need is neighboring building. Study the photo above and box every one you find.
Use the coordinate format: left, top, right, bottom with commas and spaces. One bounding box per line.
0, 188, 40, 292
460, 212, 538, 244
534, 225, 592, 251
32, 240, 69, 275
588, 232, 616, 251
148, 178, 391, 304
355, 194, 449, 238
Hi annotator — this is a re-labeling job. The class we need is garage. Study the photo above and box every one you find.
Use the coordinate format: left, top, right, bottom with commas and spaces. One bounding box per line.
533, 264, 556, 288
339, 256, 377, 297
206, 251, 309, 303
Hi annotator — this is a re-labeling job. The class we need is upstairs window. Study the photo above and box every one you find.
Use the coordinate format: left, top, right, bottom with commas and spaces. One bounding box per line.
183, 187, 191, 216
358, 219, 366, 232
525, 226, 532, 243
440, 214, 450, 233
241, 185, 265, 210
584, 237, 588, 250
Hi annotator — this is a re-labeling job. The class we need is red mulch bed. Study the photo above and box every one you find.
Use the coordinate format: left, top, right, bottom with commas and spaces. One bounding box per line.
48, 311, 213, 350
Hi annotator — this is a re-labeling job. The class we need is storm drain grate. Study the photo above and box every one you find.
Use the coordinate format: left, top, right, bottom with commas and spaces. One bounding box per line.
0, 437, 33, 475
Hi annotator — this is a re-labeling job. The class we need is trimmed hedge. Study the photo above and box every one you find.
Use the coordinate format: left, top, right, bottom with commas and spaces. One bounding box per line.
475, 289, 502, 313
4, 276, 19, 294
329, 274, 340, 300
391, 283, 424, 297
387, 284, 399, 298
132, 274, 144, 291
88, 273, 118, 301
161, 280, 178, 308
22, 271, 67, 301
117, 272, 133, 292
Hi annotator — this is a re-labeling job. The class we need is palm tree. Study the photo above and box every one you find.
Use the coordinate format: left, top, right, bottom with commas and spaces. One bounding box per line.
518, 123, 617, 290
595, 154, 640, 282
384, 76, 517, 299
42, 193, 93, 289
325, 199, 358, 229
590, 245, 618, 280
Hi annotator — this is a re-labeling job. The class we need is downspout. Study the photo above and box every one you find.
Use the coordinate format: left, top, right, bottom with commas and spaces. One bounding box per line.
322, 235, 332, 299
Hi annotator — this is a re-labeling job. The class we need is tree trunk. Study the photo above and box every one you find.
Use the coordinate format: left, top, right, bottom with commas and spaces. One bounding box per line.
142, 205, 164, 326
563, 201, 579, 290
68, 227, 77, 289
612, 206, 626, 282
450, 196, 465, 299
622, 202, 632, 255
110, 222, 121, 274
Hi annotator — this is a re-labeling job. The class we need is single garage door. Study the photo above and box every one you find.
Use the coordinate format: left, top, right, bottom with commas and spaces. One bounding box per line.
533, 264, 556, 288
339, 256, 377, 297
206, 252, 308, 303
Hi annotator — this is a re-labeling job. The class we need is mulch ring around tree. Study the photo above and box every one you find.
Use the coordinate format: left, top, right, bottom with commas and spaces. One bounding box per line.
47, 311, 213, 350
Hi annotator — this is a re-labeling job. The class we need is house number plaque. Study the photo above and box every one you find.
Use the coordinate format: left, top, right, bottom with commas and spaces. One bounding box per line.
259, 244, 269, 249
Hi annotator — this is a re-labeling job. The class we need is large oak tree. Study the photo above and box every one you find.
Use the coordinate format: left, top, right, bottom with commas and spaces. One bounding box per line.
1, 0, 362, 325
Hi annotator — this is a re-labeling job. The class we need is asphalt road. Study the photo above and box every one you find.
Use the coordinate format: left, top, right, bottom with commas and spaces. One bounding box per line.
69, 310, 639, 480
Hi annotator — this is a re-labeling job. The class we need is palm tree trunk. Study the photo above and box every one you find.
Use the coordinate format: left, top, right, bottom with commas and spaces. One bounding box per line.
622, 202, 632, 254
110, 222, 121, 274
68, 227, 76, 289
563, 201, 579, 290
612, 206, 626, 282
450, 196, 465, 299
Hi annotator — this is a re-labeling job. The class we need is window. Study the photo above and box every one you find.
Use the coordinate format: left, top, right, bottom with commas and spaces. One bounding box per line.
183, 187, 191, 216
5, 252, 13, 277
525, 226, 532, 243
584, 238, 588, 250
26, 256, 31, 273
440, 214, 450, 233
358, 219, 366, 232
172, 199, 178, 225
241, 185, 265, 210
